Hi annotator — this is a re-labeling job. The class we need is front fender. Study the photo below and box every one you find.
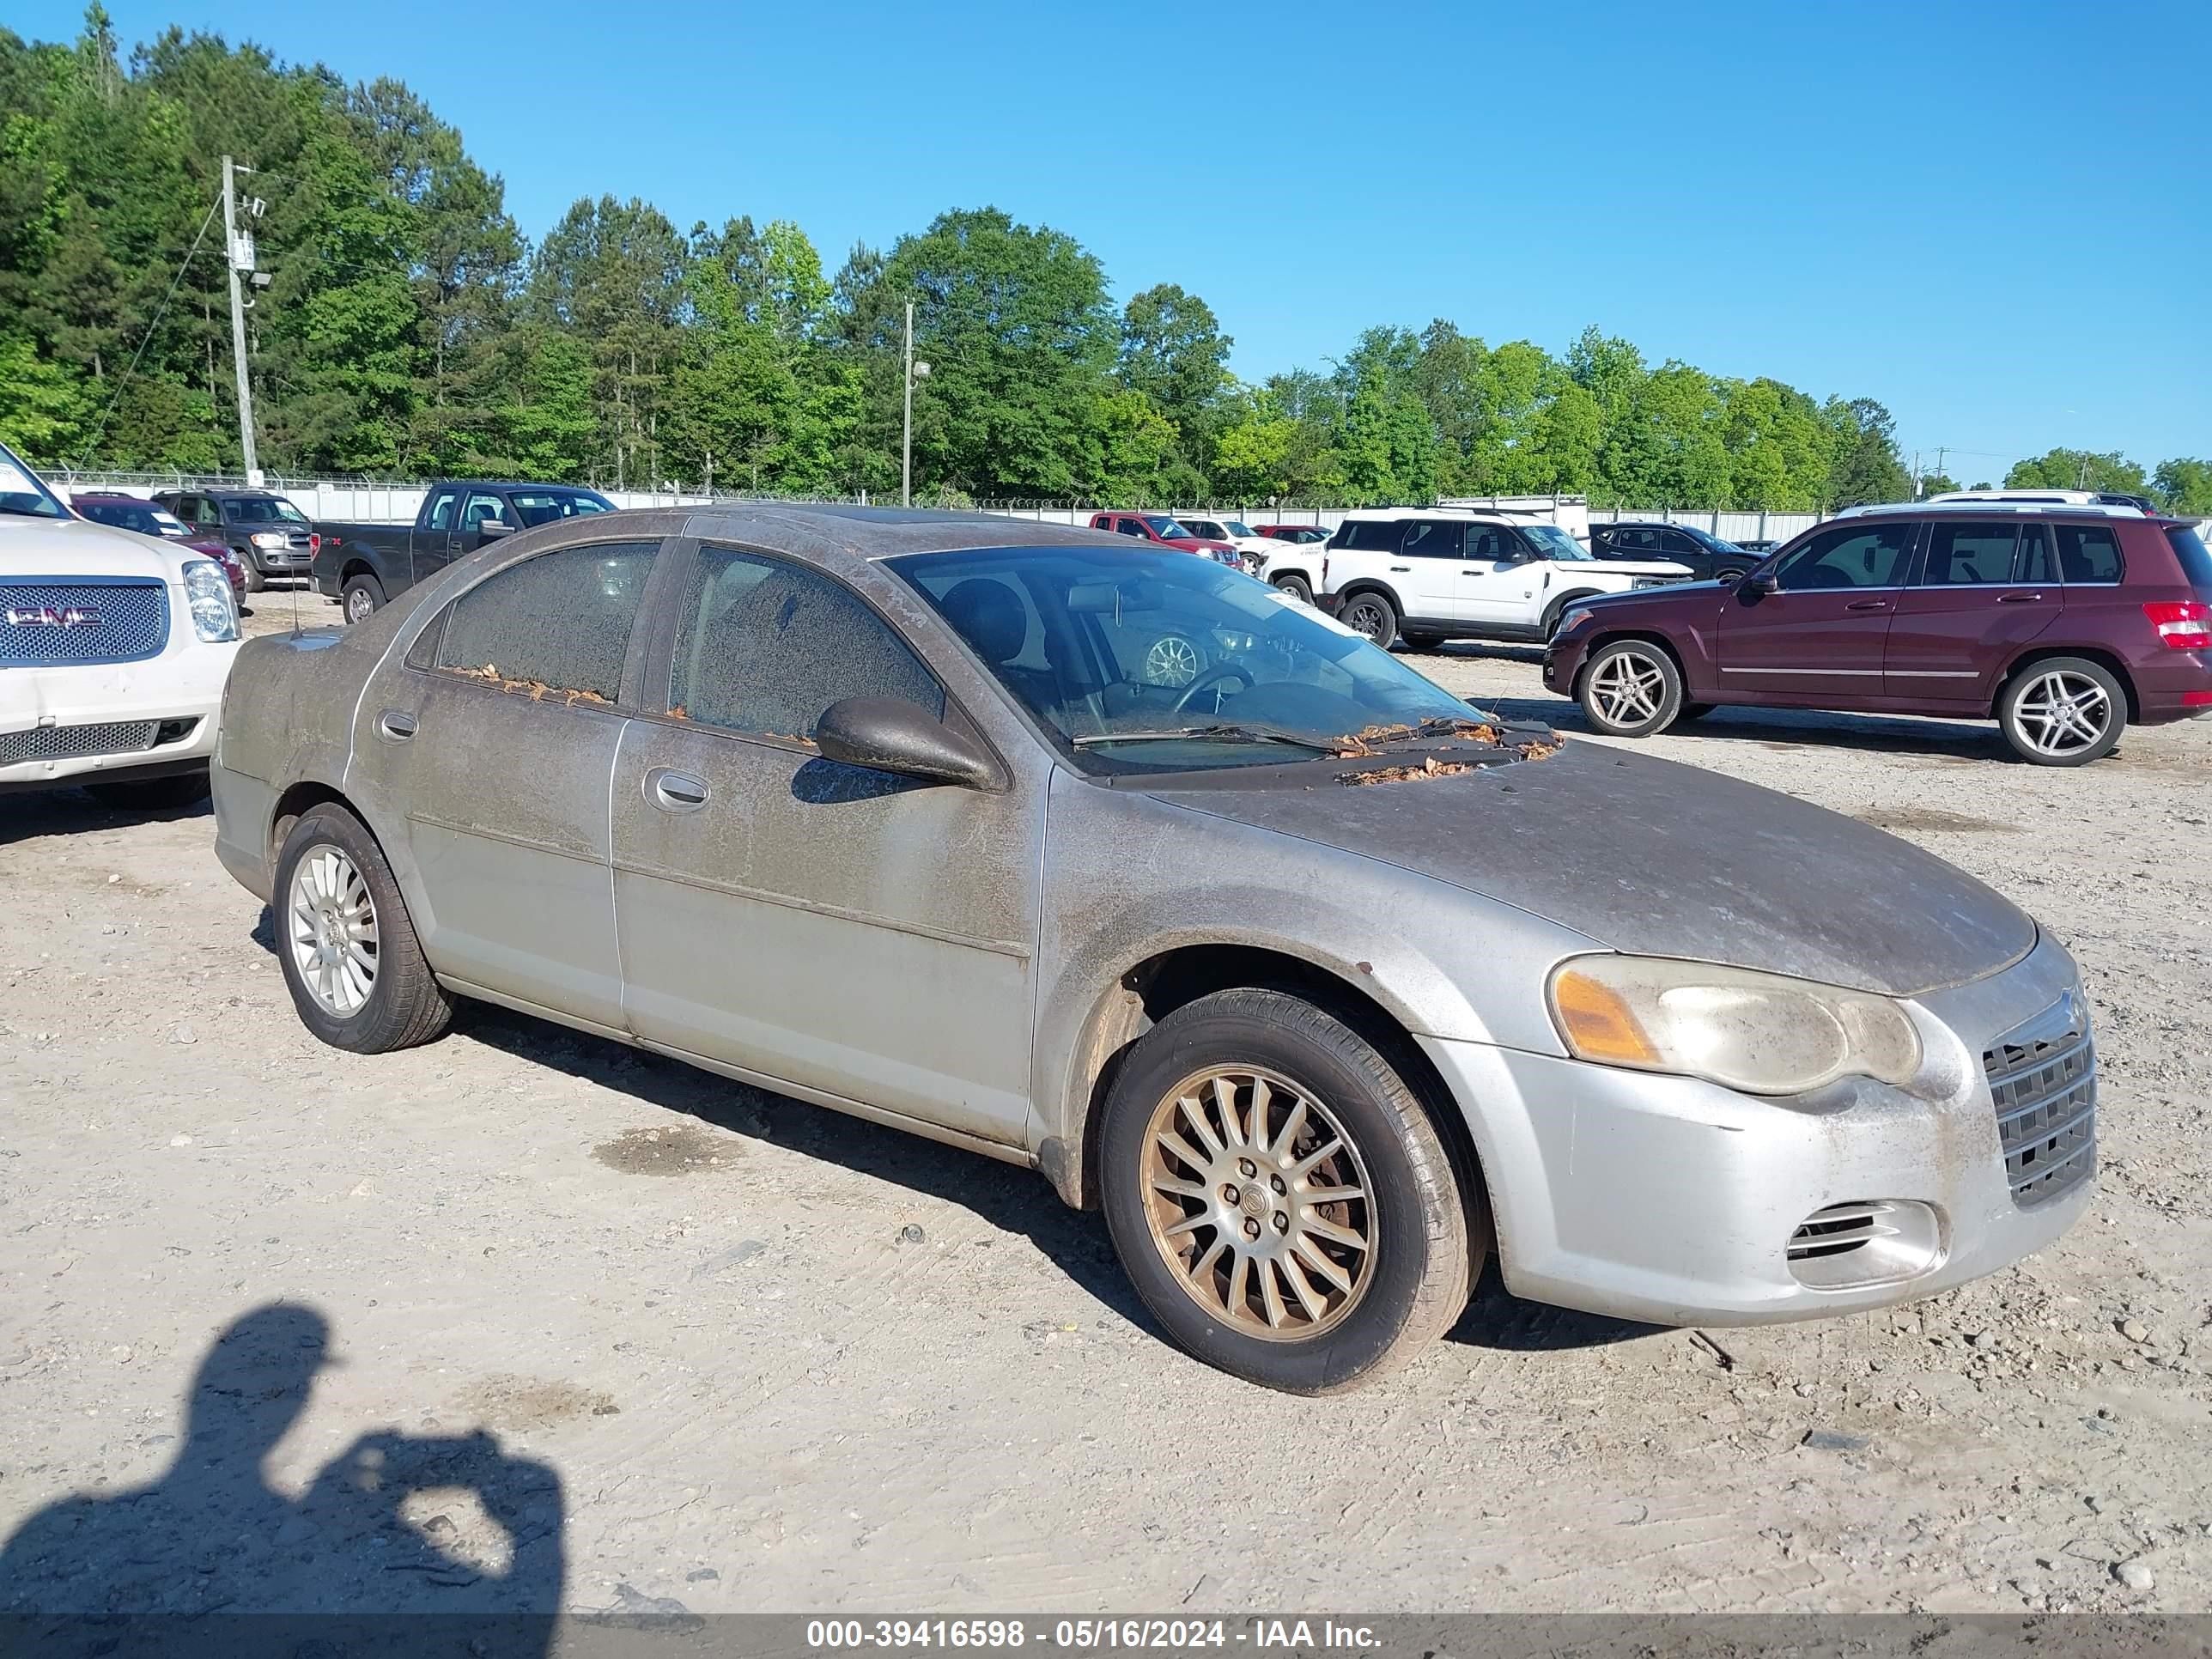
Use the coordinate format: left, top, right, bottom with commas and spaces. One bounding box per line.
1029, 770, 1597, 1197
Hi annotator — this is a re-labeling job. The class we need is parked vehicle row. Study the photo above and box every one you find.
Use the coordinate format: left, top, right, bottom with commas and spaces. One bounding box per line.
70, 493, 249, 599
1547, 500, 2212, 765
313, 479, 616, 622
1085, 511, 1252, 573
1589, 520, 1759, 584
2, 442, 240, 806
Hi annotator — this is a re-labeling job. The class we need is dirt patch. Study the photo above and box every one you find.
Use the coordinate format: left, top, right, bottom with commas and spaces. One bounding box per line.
1855, 806, 2020, 834
459, 1375, 618, 1431
592, 1122, 741, 1176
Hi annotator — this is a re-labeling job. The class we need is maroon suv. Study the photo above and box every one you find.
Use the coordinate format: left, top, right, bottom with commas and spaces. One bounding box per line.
1543, 504, 2212, 765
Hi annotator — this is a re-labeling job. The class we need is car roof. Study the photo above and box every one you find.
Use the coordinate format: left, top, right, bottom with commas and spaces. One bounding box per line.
1835, 500, 2148, 520
678, 502, 1131, 563
430, 479, 611, 492
70, 492, 150, 501
1337, 506, 1534, 524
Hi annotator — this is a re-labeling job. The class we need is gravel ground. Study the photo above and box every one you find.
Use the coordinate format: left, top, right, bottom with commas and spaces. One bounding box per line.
2, 594, 2209, 1617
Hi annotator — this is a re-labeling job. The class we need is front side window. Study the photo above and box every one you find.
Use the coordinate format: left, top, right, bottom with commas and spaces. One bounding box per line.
461, 492, 511, 530
2055, 523, 2124, 585
1772, 523, 1916, 592
1115, 517, 1146, 538
1918, 524, 2019, 586
894, 544, 1479, 774
669, 547, 943, 738
1401, 521, 1464, 559
434, 541, 659, 702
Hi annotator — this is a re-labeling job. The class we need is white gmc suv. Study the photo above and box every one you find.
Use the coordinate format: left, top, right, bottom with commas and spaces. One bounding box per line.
1317, 507, 1693, 648
1, 442, 241, 807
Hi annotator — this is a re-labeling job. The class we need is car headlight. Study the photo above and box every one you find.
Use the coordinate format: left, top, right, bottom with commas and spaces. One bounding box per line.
1547, 954, 1921, 1097
1630, 576, 1670, 590
251, 531, 286, 549
182, 558, 239, 642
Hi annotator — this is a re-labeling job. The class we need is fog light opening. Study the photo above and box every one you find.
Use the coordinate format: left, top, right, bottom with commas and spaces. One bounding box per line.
1786, 1200, 1942, 1291
154, 718, 201, 747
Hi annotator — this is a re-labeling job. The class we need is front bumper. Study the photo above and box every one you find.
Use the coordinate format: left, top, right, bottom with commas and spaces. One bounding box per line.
1419, 932, 2093, 1325
1, 638, 238, 792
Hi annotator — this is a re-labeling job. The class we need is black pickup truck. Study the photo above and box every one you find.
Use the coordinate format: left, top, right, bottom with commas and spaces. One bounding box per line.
313, 479, 617, 622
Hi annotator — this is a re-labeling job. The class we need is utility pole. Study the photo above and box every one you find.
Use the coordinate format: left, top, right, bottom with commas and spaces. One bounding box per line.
221, 156, 261, 484
902, 301, 915, 507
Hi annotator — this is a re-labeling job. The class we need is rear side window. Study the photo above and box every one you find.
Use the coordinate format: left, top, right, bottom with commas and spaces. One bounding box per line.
1918, 524, 2018, 586
434, 541, 659, 701
1336, 520, 1404, 552
2054, 524, 2124, 584
669, 547, 943, 738
1401, 521, 1464, 558
2166, 525, 2212, 587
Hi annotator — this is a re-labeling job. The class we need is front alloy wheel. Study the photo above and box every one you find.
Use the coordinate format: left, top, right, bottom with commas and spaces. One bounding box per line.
1577, 640, 1684, 737
1141, 1066, 1375, 1339
1099, 988, 1475, 1393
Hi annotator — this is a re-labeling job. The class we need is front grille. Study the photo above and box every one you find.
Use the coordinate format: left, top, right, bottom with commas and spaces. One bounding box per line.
1984, 994, 2097, 1208
0, 581, 170, 665
0, 720, 161, 766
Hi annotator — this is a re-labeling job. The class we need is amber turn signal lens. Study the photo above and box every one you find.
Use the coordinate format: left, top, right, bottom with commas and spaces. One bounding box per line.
1550, 967, 1662, 1066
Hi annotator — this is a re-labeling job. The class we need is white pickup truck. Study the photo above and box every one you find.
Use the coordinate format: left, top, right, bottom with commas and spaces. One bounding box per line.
1, 443, 241, 806
1316, 507, 1693, 649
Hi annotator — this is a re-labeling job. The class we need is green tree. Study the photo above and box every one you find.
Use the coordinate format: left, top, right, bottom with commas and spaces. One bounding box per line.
1118, 283, 1229, 483
2004, 447, 2149, 495
1825, 398, 1911, 507
0, 335, 91, 458
2152, 457, 2212, 515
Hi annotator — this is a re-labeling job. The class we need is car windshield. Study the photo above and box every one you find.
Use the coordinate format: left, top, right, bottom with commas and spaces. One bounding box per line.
891, 545, 1485, 774
1686, 526, 1744, 554
1522, 524, 1590, 561
0, 442, 69, 520
1223, 520, 1256, 538
226, 496, 309, 525
510, 490, 614, 526
1141, 515, 1193, 539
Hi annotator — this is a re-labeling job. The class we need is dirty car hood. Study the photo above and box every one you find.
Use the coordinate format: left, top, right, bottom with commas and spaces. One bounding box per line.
1146, 740, 2035, 997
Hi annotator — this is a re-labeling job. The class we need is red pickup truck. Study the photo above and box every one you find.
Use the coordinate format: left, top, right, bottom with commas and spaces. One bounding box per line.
1087, 512, 1249, 572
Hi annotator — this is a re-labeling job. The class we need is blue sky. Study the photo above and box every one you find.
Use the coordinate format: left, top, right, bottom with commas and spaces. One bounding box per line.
23, 0, 2211, 475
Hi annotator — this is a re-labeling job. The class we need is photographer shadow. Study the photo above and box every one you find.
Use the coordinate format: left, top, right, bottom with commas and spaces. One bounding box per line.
0, 1304, 564, 1648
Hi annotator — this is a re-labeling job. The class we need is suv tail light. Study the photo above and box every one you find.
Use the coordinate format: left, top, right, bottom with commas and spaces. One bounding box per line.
2145, 601, 2211, 650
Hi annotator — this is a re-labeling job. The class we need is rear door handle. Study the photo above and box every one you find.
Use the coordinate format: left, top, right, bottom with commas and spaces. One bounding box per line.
376, 708, 417, 741
1845, 599, 1891, 611
1389, 565, 1411, 573
1996, 591, 2046, 604
647, 768, 710, 813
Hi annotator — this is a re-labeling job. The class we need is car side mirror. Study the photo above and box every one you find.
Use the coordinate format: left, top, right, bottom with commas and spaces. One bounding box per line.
1738, 571, 1778, 597
477, 518, 514, 538
815, 697, 1003, 791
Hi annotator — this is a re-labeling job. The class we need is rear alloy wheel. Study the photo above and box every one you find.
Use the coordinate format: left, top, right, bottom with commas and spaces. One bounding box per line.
1098, 988, 1474, 1393
274, 804, 453, 1052
1339, 591, 1399, 648
1272, 573, 1314, 605
1999, 657, 2124, 766
342, 574, 384, 625
1577, 640, 1685, 737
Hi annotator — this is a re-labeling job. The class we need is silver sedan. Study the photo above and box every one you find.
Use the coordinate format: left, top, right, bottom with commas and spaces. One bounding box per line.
211, 507, 2094, 1392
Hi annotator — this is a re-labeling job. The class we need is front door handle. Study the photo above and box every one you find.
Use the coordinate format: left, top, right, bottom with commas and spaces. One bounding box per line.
1845, 599, 1891, 611
376, 708, 417, 741
647, 768, 710, 813
1996, 591, 2046, 604
1389, 565, 1411, 573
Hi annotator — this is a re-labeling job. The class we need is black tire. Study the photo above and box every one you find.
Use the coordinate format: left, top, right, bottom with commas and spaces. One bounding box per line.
238, 552, 267, 595
1338, 589, 1399, 648
1402, 631, 1448, 652
85, 771, 210, 811
1996, 656, 2126, 767
1272, 573, 1314, 605
1717, 568, 1747, 585
273, 803, 453, 1053
1097, 988, 1475, 1394
342, 574, 384, 625
1577, 639, 1685, 737
1678, 702, 1717, 721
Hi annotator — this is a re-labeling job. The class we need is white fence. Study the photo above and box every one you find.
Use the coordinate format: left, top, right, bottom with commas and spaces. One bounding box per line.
48, 470, 1826, 546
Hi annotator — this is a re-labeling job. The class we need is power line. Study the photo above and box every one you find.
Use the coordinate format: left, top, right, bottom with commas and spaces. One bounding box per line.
75, 193, 222, 470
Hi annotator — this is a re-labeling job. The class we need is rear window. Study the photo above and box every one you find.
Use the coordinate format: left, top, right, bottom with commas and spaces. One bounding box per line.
1335, 520, 1403, 552
2167, 525, 2212, 588
2054, 524, 2124, 585
434, 541, 659, 701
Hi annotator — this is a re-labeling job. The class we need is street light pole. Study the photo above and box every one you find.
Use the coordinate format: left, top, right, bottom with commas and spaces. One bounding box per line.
221, 155, 261, 484
901, 301, 931, 508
